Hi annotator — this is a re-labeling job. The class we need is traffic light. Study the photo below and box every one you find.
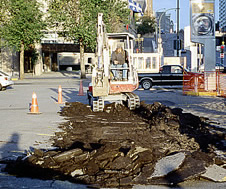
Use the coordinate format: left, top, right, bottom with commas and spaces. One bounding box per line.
174, 39, 181, 50
220, 42, 225, 61
221, 44, 224, 54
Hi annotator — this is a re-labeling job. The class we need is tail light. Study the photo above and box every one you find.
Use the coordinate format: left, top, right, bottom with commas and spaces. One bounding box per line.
4, 77, 8, 80
88, 82, 93, 92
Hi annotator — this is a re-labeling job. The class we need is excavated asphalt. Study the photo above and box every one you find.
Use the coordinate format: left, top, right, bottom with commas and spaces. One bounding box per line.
0, 71, 225, 188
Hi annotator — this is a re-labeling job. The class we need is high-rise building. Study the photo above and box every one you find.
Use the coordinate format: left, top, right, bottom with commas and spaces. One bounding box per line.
147, 0, 153, 17
138, 0, 153, 17
219, 0, 226, 32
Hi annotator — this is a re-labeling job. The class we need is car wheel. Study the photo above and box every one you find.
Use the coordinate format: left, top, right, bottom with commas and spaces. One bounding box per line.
0, 84, 2, 91
141, 79, 152, 90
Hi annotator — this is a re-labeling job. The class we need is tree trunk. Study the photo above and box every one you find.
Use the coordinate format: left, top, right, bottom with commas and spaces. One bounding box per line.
20, 42, 24, 80
34, 43, 43, 76
80, 40, 86, 79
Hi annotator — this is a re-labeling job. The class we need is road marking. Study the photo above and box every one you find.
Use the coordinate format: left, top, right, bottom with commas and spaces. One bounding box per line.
37, 134, 55, 136
10, 151, 25, 153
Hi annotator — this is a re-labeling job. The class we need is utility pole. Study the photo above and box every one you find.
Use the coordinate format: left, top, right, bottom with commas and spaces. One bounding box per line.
177, 0, 180, 57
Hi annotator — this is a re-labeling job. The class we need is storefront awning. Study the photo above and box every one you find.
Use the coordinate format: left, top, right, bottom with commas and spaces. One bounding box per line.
128, 0, 143, 16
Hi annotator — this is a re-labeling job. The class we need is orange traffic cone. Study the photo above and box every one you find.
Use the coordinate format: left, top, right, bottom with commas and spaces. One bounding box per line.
56, 85, 64, 104
78, 80, 85, 96
28, 92, 41, 114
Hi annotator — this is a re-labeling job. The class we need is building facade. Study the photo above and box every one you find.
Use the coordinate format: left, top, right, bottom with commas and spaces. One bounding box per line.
219, 0, 226, 32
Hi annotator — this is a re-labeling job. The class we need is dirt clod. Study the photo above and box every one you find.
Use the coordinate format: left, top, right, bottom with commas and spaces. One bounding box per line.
4, 102, 225, 188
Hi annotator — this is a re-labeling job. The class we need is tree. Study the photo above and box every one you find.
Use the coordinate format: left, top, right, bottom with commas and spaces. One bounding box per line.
0, 0, 9, 25
136, 16, 156, 35
48, 0, 130, 79
0, 0, 46, 79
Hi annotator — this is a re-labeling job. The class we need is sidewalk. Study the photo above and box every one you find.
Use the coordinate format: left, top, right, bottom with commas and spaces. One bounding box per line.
24, 71, 82, 78
11, 70, 85, 81
0, 71, 90, 161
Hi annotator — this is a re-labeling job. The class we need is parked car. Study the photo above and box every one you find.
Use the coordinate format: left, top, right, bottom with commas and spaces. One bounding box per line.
138, 65, 191, 90
0, 71, 14, 91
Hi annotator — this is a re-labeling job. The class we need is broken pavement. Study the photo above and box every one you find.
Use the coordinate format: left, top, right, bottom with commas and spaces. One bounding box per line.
4, 101, 226, 188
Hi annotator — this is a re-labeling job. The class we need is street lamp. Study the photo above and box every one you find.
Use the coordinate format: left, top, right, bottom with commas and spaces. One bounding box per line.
154, 8, 165, 50
158, 8, 177, 55
159, 8, 177, 42
135, 34, 144, 53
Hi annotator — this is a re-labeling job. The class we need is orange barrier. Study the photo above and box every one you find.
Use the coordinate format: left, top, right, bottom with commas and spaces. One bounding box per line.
183, 71, 226, 98
183, 72, 205, 94
56, 85, 64, 104
78, 80, 85, 96
217, 72, 226, 97
28, 92, 41, 114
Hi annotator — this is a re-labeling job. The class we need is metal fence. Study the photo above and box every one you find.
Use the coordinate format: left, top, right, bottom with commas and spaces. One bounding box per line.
183, 71, 226, 98
217, 72, 226, 97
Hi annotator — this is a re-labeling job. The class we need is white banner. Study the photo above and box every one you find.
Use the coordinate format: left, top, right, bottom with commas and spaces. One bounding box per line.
128, 0, 143, 15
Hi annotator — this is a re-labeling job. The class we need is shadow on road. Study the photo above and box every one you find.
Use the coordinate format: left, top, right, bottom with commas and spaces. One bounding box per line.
0, 133, 22, 161
49, 86, 88, 104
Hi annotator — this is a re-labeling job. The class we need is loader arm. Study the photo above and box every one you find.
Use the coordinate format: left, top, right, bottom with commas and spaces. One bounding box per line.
92, 13, 110, 97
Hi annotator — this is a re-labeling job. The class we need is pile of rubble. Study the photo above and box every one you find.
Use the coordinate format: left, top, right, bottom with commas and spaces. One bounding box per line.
5, 102, 226, 188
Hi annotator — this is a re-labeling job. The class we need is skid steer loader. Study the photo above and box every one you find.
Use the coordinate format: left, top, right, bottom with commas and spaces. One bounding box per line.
87, 13, 140, 112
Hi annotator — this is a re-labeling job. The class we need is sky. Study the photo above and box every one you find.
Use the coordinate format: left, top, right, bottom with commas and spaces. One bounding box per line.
153, 0, 219, 29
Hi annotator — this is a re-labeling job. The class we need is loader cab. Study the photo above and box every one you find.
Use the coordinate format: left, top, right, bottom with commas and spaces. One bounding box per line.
107, 33, 135, 82
107, 33, 135, 57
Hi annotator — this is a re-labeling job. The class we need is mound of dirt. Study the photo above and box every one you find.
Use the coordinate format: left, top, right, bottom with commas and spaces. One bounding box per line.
4, 101, 225, 188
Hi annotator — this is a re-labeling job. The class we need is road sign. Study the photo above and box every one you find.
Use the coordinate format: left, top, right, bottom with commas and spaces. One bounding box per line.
220, 53, 224, 58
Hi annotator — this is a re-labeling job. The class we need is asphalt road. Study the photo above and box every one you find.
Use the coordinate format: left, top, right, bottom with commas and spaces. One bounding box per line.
0, 71, 225, 188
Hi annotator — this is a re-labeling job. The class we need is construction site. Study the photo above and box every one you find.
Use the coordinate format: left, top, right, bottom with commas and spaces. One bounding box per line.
0, 1, 225, 187
3, 96, 226, 188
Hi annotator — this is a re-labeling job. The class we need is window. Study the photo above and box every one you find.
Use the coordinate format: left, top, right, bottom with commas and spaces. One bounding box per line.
133, 57, 137, 68
171, 66, 182, 73
162, 66, 171, 73
138, 57, 143, 69
88, 58, 92, 63
152, 57, 157, 69
146, 57, 151, 69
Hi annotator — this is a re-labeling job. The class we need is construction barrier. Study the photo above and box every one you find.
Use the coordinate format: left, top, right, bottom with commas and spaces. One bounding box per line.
183, 71, 226, 98
28, 92, 42, 114
217, 72, 226, 97
56, 85, 64, 104
78, 80, 85, 96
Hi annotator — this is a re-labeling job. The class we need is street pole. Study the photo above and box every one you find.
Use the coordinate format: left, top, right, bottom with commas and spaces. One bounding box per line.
135, 34, 144, 53
154, 8, 165, 50
158, 8, 177, 54
177, 0, 180, 57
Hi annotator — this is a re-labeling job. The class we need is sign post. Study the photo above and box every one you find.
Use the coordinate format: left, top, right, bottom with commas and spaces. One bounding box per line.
220, 43, 225, 67
190, 0, 216, 90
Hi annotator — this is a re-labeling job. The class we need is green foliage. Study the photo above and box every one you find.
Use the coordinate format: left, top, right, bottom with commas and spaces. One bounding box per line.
31, 49, 39, 65
137, 16, 156, 35
48, 0, 130, 50
0, 0, 46, 51
0, 0, 9, 25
